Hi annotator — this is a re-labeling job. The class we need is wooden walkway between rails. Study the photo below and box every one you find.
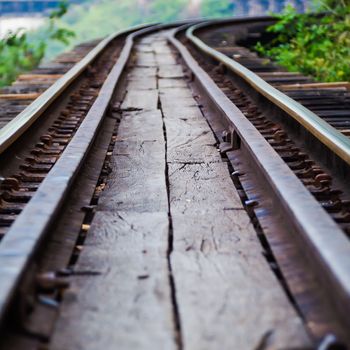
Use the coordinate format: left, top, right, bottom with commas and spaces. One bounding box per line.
50, 32, 311, 350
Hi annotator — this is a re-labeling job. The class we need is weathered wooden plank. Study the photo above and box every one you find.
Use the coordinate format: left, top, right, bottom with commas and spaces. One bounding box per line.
118, 110, 164, 141
136, 52, 156, 66
121, 89, 158, 110
152, 42, 173, 55
99, 139, 168, 213
17, 74, 62, 80
158, 64, 185, 79
169, 162, 243, 213
170, 213, 310, 350
128, 67, 157, 78
99, 108, 167, 213
134, 44, 153, 53
155, 53, 177, 65
0, 93, 40, 100
161, 33, 311, 348
160, 87, 194, 99
165, 118, 220, 163
162, 105, 204, 120
160, 95, 197, 109
159, 78, 187, 89
127, 76, 157, 90
51, 211, 176, 350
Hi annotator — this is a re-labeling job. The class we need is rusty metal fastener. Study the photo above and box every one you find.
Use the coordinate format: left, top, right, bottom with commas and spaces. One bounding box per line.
245, 199, 258, 207
231, 171, 242, 177
36, 272, 70, 291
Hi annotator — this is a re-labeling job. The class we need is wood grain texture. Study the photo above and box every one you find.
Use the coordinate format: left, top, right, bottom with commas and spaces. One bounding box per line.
99, 135, 168, 213
156, 53, 177, 65
158, 32, 311, 349
159, 78, 187, 89
118, 110, 164, 141
169, 162, 243, 214
127, 76, 157, 90
162, 105, 204, 120
152, 41, 173, 55
51, 40, 175, 350
160, 87, 194, 99
165, 118, 220, 163
171, 213, 310, 350
128, 67, 157, 78
158, 64, 185, 79
51, 211, 176, 350
121, 89, 158, 110
136, 52, 156, 66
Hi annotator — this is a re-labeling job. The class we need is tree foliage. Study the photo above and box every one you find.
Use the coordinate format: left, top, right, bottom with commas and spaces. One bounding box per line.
200, 0, 235, 18
255, 1, 350, 82
0, 1, 75, 87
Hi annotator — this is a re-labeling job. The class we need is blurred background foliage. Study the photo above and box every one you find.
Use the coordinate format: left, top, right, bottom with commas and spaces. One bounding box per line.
0, 1, 74, 86
1, 0, 348, 87
255, 0, 350, 82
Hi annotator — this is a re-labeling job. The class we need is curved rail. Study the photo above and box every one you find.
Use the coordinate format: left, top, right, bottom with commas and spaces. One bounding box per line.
168, 23, 350, 330
0, 21, 195, 326
186, 21, 350, 166
0, 23, 151, 155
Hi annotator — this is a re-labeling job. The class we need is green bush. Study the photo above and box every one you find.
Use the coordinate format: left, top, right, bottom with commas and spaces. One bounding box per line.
0, 1, 75, 87
255, 1, 350, 82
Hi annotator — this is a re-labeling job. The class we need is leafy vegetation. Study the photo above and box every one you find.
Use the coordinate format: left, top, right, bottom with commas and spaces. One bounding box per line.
201, 0, 235, 18
55, 0, 236, 48
0, 2, 75, 87
255, 0, 350, 82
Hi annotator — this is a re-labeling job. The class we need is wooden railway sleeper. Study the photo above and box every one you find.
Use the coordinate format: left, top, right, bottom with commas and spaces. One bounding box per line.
0, 199, 25, 214
1, 190, 34, 203
25, 156, 58, 165
20, 163, 52, 173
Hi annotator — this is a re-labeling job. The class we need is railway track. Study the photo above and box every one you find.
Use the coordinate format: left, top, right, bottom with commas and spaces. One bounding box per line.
0, 40, 100, 129
0, 17, 349, 349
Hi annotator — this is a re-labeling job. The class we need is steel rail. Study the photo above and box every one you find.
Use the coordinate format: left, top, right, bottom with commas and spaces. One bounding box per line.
168, 25, 350, 328
0, 21, 194, 326
186, 20, 350, 166
0, 23, 151, 155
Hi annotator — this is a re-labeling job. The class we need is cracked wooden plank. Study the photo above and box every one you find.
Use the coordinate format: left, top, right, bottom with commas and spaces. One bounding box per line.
121, 89, 158, 110
155, 53, 177, 65
169, 162, 243, 213
128, 67, 157, 78
168, 164, 312, 348
170, 211, 311, 349
118, 110, 164, 141
161, 105, 204, 120
159, 78, 187, 89
160, 83, 220, 163
51, 211, 176, 350
158, 65, 185, 79
127, 77, 157, 90
152, 41, 173, 55
164, 117, 220, 163
161, 34, 312, 348
136, 52, 157, 66
99, 117, 168, 212
51, 39, 173, 349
